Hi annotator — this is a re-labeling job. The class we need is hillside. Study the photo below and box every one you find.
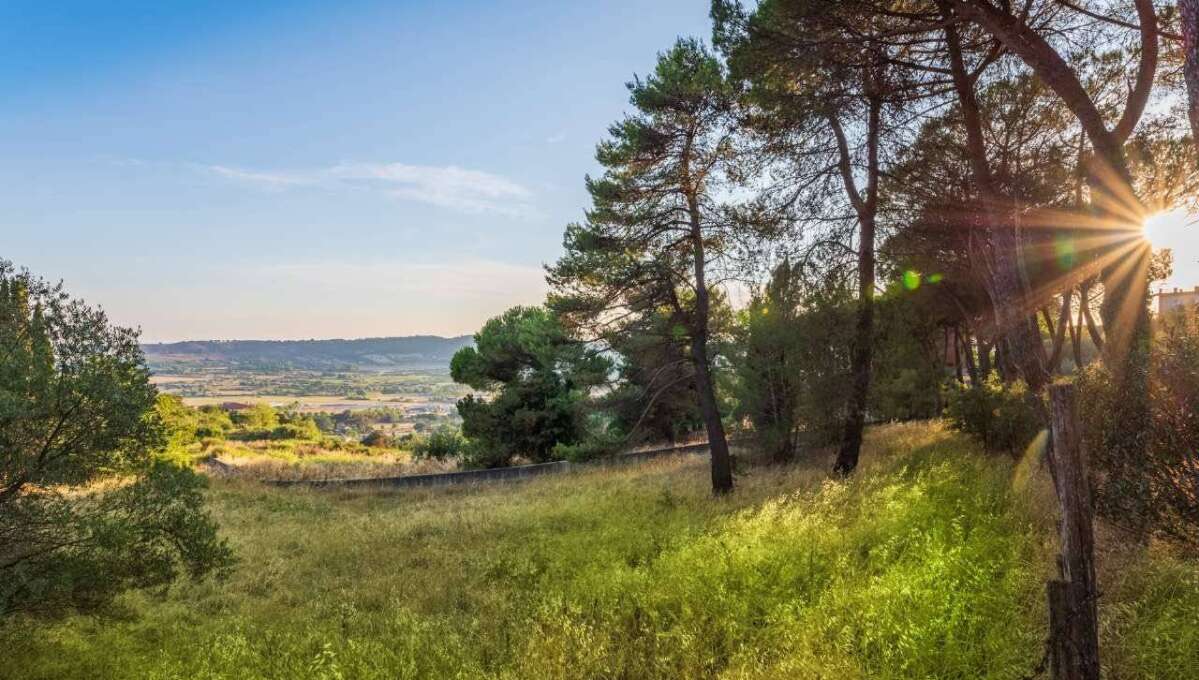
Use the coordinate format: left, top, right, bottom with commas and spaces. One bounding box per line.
8, 422, 1196, 679
142, 335, 473, 372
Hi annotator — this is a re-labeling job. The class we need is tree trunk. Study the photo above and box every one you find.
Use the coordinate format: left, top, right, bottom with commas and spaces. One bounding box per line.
1181, 0, 1199, 143
1069, 301, 1084, 369
686, 190, 734, 495
834, 214, 876, 476
960, 330, 979, 384
1046, 384, 1100, 680
828, 91, 881, 477
979, 338, 993, 377
691, 335, 734, 494
1047, 291, 1073, 373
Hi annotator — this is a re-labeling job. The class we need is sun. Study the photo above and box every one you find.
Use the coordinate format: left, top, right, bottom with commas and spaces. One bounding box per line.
1142, 210, 1181, 251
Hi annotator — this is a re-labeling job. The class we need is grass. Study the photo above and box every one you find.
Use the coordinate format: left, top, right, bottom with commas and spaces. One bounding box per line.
3, 421, 1197, 679
181, 438, 457, 482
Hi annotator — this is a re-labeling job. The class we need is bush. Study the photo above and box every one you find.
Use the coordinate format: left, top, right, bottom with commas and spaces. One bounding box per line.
552, 429, 624, 463
944, 373, 1042, 456
411, 426, 467, 460
268, 418, 321, 441
1078, 314, 1199, 547
360, 430, 393, 449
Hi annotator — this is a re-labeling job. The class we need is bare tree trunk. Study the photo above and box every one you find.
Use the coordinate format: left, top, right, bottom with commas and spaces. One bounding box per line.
687, 191, 734, 495
953, 328, 965, 384
960, 329, 979, 383
829, 94, 881, 477
1047, 291, 1073, 373
1181, 0, 1199, 143
835, 212, 876, 475
1069, 299, 1085, 369
1079, 281, 1104, 352
1046, 384, 1100, 680
691, 335, 733, 494
978, 338, 993, 377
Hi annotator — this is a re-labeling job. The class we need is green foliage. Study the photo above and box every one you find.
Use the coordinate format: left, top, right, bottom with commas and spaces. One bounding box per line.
0, 260, 232, 619
869, 284, 945, 421
1078, 313, 1199, 547
7, 423, 1194, 678
238, 403, 280, 430
546, 39, 746, 489
732, 262, 808, 461
944, 373, 1042, 456
733, 265, 854, 458
451, 306, 609, 468
410, 426, 467, 461
156, 397, 236, 450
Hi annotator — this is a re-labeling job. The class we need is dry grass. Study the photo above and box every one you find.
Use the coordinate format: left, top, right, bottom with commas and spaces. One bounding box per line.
3, 421, 1196, 679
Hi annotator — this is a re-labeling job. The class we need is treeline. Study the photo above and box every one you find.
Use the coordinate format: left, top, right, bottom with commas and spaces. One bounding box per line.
447, 0, 1199, 548
142, 335, 472, 372
156, 397, 457, 453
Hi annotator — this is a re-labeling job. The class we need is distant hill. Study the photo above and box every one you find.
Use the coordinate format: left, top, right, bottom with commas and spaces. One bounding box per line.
142, 335, 473, 372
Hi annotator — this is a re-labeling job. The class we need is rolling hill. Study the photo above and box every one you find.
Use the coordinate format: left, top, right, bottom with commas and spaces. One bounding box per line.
142, 335, 473, 372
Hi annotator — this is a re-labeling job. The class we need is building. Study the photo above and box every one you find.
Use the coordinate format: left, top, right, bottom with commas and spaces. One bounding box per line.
1157, 286, 1199, 315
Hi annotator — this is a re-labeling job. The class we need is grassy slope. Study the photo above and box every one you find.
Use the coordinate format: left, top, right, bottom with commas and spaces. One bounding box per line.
4, 422, 1197, 679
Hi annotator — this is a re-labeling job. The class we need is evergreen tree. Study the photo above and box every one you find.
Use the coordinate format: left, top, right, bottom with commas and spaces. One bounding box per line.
548, 38, 742, 493
450, 306, 608, 468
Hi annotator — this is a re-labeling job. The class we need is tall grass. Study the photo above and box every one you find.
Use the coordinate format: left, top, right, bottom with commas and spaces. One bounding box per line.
3, 422, 1195, 679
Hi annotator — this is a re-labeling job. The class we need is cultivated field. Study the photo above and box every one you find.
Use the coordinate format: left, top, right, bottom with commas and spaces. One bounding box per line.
150, 368, 467, 414
4, 422, 1196, 679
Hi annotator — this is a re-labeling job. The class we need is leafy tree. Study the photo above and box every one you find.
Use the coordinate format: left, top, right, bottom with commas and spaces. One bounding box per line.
733, 262, 806, 463
715, 0, 899, 476
548, 38, 743, 493
450, 306, 608, 468
0, 261, 232, 618
240, 403, 279, 431
733, 261, 857, 462
602, 307, 711, 447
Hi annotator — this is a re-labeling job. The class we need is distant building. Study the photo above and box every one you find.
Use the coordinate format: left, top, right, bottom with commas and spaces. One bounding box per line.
1157, 286, 1199, 315
220, 402, 254, 412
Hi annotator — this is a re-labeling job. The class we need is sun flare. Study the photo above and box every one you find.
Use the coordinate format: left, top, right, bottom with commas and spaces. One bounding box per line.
1143, 211, 1180, 251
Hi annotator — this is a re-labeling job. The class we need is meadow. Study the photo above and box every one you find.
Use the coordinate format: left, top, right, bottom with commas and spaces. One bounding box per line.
4, 422, 1196, 679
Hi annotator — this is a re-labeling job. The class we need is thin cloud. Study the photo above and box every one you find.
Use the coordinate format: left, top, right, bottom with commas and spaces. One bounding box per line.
206, 165, 315, 188
546, 132, 566, 144
201, 161, 534, 215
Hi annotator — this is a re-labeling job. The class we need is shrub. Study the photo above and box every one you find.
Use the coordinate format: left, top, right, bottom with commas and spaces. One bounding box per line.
944, 373, 1042, 456
360, 430, 393, 449
552, 429, 624, 462
268, 418, 321, 441
1078, 314, 1199, 547
411, 426, 467, 460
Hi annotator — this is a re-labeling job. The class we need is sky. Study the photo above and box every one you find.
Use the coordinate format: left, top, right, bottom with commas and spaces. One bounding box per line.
2, 2, 1196, 343
0, 0, 713, 342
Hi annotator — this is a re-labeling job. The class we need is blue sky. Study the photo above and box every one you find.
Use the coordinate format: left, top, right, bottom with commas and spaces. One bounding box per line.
1, 0, 713, 341
3, 1, 1196, 342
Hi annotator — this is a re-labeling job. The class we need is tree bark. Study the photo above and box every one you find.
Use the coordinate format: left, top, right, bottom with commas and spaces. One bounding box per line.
1069, 302, 1084, 369
960, 329, 979, 383
978, 338, 993, 378
1047, 291, 1073, 373
686, 191, 734, 495
835, 210, 876, 475
1046, 384, 1100, 680
1184, 0, 1199, 144
829, 95, 880, 477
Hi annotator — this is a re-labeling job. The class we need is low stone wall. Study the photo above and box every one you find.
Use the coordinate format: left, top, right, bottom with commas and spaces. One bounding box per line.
264, 440, 718, 490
